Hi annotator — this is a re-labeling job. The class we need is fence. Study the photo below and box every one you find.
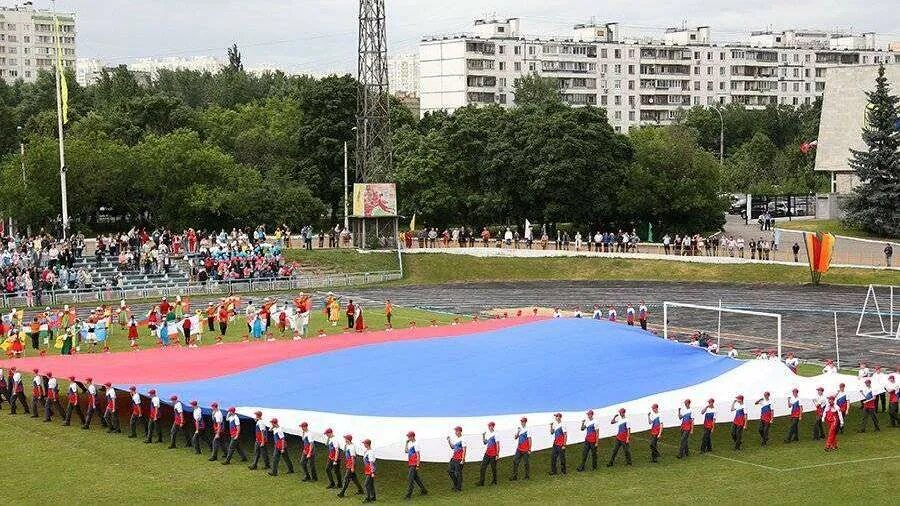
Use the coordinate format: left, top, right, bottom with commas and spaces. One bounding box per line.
0, 270, 403, 309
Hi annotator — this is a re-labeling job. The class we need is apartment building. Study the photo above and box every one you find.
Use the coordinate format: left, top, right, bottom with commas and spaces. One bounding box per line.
0, 3, 76, 83
419, 18, 899, 131
388, 53, 419, 94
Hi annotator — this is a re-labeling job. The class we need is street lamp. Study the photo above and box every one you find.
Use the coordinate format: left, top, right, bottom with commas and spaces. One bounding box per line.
712, 105, 724, 166
17, 126, 25, 188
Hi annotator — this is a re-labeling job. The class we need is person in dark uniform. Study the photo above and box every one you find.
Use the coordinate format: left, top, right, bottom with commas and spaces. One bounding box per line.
607, 408, 633, 466
403, 431, 427, 499
548, 413, 567, 475
299, 421, 318, 482
43, 372, 63, 422
577, 410, 598, 471
249, 410, 271, 470
477, 421, 499, 485
510, 417, 531, 481
784, 388, 802, 442
81, 378, 100, 429
30, 369, 45, 418
730, 395, 748, 450
103, 382, 121, 433
209, 402, 225, 461
338, 434, 364, 498
858, 379, 881, 432
324, 428, 343, 489
222, 407, 249, 464
699, 399, 716, 453
127, 386, 145, 438
144, 389, 163, 443
886, 374, 900, 427
168, 395, 189, 448
447, 425, 467, 490
189, 400, 209, 454
677, 399, 693, 459
361, 439, 376, 503
648, 404, 663, 462
755, 391, 774, 445
62, 376, 84, 426
268, 418, 294, 476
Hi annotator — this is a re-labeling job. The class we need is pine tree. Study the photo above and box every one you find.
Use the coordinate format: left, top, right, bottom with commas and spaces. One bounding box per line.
844, 64, 900, 236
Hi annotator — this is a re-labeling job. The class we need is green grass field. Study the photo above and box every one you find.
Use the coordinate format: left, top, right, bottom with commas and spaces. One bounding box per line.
285, 250, 899, 287
778, 219, 898, 241
0, 357, 897, 504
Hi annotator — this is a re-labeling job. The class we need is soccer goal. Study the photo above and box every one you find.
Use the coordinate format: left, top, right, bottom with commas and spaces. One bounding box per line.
856, 284, 900, 340
662, 301, 783, 358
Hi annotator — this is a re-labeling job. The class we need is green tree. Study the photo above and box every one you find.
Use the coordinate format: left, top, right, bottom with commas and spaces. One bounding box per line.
844, 64, 900, 236
513, 73, 561, 107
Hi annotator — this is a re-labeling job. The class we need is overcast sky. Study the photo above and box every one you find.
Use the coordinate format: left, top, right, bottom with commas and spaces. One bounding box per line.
13, 0, 900, 74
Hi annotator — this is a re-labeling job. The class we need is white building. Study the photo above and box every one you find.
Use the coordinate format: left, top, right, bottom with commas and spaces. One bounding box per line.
388, 53, 419, 94
419, 18, 900, 132
0, 3, 76, 83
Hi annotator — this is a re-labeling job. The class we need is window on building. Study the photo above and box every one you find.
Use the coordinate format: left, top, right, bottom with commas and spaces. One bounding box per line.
601, 48, 607, 58
804, 68, 810, 78
614, 111, 621, 120
24, 71, 31, 78
614, 95, 621, 105
793, 68, 799, 78
614, 79, 620, 88
601, 95, 607, 105
693, 96, 700, 105
781, 82, 786, 91
707, 81, 713, 90
514, 62, 521, 71
719, 82, 725, 90
805, 54, 810, 63
629, 111, 635, 120
499, 45, 505, 54
720, 52, 725, 60
694, 81, 700, 90
514, 46, 520, 55
793, 82, 799, 92
805, 82, 810, 92
497, 26, 505, 33
628, 64, 635, 74
614, 64, 621, 73
499, 62, 505, 70
707, 51, 712, 60
792, 97, 798, 105
628, 49, 634, 58
719, 67, 725, 75
601, 64, 607, 73
614, 49, 621, 59
529, 46, 534, 55
694, 51, 700, 60
529, 62, 535, 71
863, 55, 868, 64
499, 78, 506, 87
793, 54, 799, 62
694, 66, 699, 75
707, 67, 712, 75
628, 80, 634, 90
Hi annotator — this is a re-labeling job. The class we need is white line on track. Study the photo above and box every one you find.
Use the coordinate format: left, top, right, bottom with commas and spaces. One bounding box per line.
701, 453, 781, 471
780, 454, 900, 471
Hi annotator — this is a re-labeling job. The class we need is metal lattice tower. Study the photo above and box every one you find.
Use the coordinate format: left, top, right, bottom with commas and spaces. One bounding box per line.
356, 0, 392, 183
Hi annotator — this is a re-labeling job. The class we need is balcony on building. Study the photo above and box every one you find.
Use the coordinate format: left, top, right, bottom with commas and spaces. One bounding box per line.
640, 94, 691, 107
467, 75, 497, 88
542, 60, 595, 73
466, 41, 496, 55
466, 59, 495, 71
561, 93, 598, 106
639, 78, 690, 91
467, 91, 497, 104
640, 47, 692, 62
557, 77, 597, 90
639, 63, 691, 77
815, 51, 860, 64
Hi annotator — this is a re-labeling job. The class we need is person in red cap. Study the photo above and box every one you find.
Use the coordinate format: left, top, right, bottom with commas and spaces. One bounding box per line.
699, 398, 716, 453
677, 399, 693, 458
141, 389, 159, 442
607, 407, 633, 466
812, 387, 826, 440
404, 431, 427, 499
249, 410, 271, 470
338, 434, 364, 498
648, 403, 663, 463
858, 378, 880, 432
548, 413, 567, 475
127, 386, 145, 438
510, 416, 531, 480
361, 438, 376, 503
268, 417, 294, 476
208, 402, 224, 461
63, 375, 84, 426
324, 428, 343, 489
578, 409, 599, 471
755, 391, 774, 445
168, 395, 189, 448
81, 377, 99, 429
8, 367, 28, 415
103, 382, 121, 434
447, 425, 467, 490
30, 368, 45, 418
223, 407, 248, 464
784, 388, 802, 443
478, 421, 499, 486
730, 395, 747, 450
888, 374, 900, 427
299, 421, 318, 482
43, 372, 63, 422
822, 396, 844, 450
190, 400, 209, 454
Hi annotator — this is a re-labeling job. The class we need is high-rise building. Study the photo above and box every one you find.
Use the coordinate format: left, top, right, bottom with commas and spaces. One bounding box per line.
388, 53, 419, 94
419, 18, 900, 131
0, 3, 75, 83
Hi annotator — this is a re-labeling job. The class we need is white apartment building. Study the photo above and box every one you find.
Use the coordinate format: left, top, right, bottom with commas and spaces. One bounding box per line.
420, 18, 899, 132
0, 3, 75, 83
388, 53, 419, 94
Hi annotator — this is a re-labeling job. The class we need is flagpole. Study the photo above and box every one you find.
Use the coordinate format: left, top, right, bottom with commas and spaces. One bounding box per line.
52, 0, 69, 239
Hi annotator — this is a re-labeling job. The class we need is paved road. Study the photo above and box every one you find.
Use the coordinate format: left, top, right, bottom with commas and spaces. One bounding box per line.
344, 280, 900, 367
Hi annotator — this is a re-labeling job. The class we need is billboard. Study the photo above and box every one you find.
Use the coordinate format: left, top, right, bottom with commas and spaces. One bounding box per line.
352, 183, 398, 217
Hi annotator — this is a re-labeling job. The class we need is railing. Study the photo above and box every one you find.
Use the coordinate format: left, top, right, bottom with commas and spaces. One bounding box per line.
0, 271, 403, 309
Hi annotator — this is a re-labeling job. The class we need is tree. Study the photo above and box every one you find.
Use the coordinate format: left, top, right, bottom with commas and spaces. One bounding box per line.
620, 126, 727, 234
227, 43, 244, 73
844, 64, 900, 236
513, 73, 561, 107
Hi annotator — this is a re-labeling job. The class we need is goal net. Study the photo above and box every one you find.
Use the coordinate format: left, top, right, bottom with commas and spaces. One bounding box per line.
856, 284, 900, 340
662, 301, 783, 358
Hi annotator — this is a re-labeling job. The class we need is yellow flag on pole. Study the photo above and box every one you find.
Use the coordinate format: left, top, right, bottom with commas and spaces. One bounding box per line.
409, 213, 416, 232
53, 14, 69, 124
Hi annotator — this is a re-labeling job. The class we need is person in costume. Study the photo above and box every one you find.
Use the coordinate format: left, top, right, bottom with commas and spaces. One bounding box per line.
354, 303, 365, 332
823, 396, 844, 450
